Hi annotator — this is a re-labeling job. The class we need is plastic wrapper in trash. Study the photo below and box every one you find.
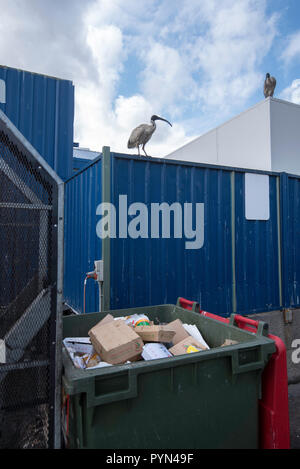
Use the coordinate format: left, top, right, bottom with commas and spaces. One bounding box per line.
125, 314, 150, 327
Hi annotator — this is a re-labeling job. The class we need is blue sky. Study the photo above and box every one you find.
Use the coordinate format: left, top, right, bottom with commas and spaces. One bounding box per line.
0, 0, 300, 156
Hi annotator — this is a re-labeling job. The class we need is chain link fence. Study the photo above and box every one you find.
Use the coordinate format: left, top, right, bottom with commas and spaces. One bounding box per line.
0, 112, 63, 448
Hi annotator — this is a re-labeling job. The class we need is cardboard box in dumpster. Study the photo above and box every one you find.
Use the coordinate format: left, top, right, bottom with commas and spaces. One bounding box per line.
88, 320, 144, 365
135, 325, 176, 343
98, 314, 114, 326
167, 319, 191, 345
169, 336, 208, 356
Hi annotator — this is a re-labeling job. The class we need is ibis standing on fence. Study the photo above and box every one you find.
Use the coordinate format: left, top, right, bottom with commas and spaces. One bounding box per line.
127, 115, 172, 157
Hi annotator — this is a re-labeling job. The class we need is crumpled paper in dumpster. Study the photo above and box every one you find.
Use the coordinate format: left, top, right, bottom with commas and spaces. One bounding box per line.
142, 343, 173, 360
63, 338, 112, 369
182, 323, 210, 350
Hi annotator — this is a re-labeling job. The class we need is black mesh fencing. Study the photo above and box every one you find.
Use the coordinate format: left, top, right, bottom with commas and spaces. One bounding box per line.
0, 125, 59, 448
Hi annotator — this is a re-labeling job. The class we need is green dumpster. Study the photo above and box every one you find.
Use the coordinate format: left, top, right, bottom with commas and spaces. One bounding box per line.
61, 303, 275, 449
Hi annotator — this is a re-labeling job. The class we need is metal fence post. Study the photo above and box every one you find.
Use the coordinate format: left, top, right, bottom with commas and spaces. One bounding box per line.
102, 146, 111, 311
54, 181, 64, 449
279, 172, 289, 309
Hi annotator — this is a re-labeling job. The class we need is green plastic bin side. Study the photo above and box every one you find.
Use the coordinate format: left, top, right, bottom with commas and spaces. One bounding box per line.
61, 304, 275, 449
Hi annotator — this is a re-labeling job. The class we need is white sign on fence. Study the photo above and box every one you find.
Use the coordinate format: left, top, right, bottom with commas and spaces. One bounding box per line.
245, 173, 270, 221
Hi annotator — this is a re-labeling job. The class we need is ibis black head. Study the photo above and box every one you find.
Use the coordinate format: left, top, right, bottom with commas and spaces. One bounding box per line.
266, 73, 270, 78
151, 115, 172, 127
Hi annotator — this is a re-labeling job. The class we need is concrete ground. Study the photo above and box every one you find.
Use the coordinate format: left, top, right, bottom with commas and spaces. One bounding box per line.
250, 308, 300, 449
288, 383, 300, 449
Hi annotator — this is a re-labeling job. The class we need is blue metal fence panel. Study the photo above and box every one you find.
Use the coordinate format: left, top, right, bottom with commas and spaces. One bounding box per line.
0, 65, 74, 180
110, 154, 233, 316
64, 158, 102, 313
73, 157, 96, 174
63, 149, 299, 317
286, 175, 300, 307
234, 172, 281, 313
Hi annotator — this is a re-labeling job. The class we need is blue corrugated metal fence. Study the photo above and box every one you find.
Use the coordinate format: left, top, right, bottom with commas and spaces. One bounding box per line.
63, 148, 300, 316
281, 173, 300, 308
109, 154, 233, 314
0, 65, 74, 180
234, 171, 281, 314
64, 156, 102, 313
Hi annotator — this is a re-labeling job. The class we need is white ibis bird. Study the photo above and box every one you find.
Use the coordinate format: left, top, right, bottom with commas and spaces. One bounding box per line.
127, 115, 172, 157
264, 73, 276, 98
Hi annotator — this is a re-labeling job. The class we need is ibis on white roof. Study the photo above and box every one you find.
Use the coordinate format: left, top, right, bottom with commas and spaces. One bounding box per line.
264, 73, 276, 98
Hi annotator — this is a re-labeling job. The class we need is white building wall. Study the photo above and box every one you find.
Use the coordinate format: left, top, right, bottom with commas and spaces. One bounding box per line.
166, 97, 300, 176
165, 128, 219, 165
166, 99, 272, 170
217, 99, 271, 170
270, 99, 300, 175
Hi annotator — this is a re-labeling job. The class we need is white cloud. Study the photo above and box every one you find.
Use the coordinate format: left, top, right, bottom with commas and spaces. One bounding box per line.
74, 23, 125, 149
86, 24, 124, 84
280, 79, 300, 105
0, 0, 279, 157
74, 0, 195, 154
78, 0, 279, 154
0, 0, 96, 82
76, 88, 193, 156
115, 95, 153, 131
140, 42, 197, 115
281, 31, 300, 64
188, 0, 278, 112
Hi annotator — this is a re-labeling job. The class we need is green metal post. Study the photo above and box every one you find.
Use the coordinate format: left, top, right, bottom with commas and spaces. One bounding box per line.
276, 176, 283, 307
231, 171, 237, 313
102, 146, 111, 311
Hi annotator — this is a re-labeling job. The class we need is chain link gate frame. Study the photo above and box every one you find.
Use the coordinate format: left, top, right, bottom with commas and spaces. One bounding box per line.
0, 110, 64, 449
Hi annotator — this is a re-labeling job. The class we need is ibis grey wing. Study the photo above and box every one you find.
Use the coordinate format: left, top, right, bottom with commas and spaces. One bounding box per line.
263, 82, 268, 97
128, 124, 154, 148
127, 124, 145, 148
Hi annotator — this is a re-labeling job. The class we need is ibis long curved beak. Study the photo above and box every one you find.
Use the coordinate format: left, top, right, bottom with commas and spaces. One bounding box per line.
156, 116, 172, 127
